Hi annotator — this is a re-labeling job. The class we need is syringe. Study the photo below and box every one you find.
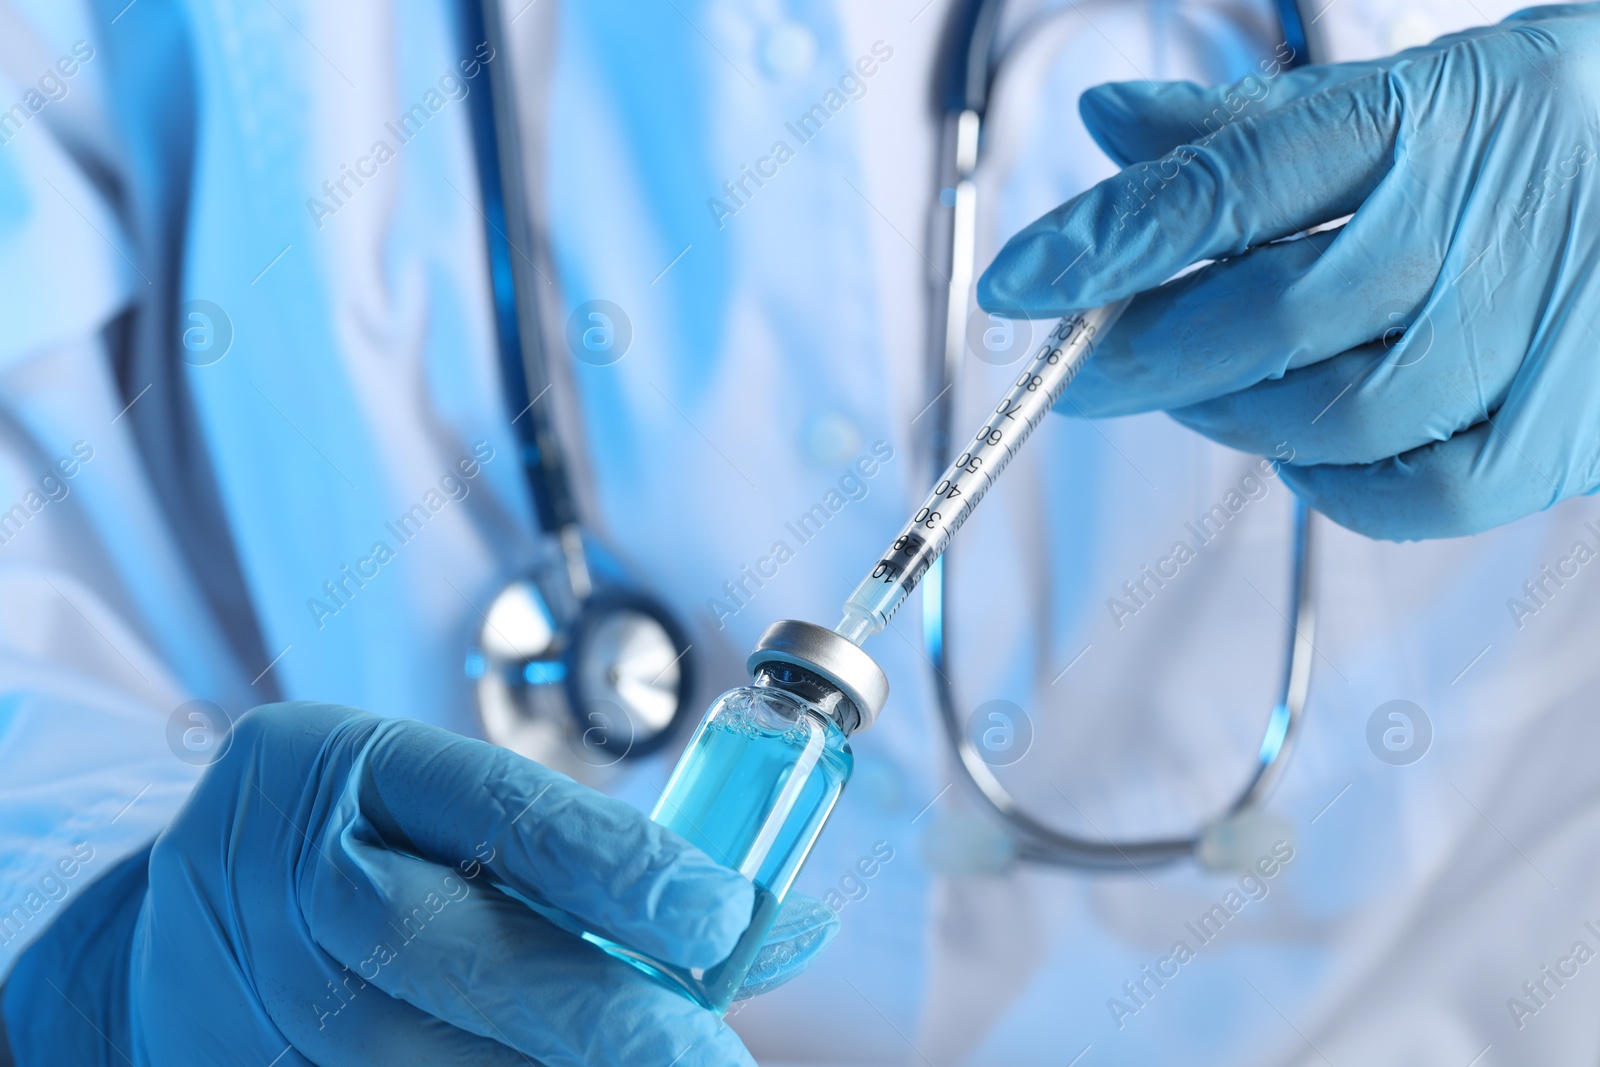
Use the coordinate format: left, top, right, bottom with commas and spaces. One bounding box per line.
837, 299, 1131, 645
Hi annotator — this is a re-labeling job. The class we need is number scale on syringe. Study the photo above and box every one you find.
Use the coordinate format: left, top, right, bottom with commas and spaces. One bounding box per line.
836, 300, 1130, 646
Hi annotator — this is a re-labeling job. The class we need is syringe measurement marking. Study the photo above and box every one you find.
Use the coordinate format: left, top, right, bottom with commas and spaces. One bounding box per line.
864, 315, 1097, 593
871, 348, 1080, 578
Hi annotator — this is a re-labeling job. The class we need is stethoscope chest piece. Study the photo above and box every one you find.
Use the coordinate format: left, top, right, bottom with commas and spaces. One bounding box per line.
470, 574, 694, 780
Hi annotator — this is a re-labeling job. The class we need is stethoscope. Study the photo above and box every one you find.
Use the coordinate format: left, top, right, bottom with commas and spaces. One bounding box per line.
458, 0, 1319, 837
926, 0, 1318, 870
460, 0, 696, 775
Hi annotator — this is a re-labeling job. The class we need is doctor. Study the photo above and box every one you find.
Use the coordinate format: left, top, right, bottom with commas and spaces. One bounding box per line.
2, 1, 1599, 1066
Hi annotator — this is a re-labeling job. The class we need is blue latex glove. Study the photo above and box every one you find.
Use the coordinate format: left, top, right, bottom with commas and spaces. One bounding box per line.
1, 704, 836, 1066
980, 4, 1600, 540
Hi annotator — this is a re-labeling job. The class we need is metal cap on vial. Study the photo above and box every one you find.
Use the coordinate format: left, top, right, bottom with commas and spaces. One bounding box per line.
747, 619, 890, 732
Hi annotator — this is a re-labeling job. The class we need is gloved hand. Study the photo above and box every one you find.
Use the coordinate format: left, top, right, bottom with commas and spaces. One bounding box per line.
980, 4, 1600, 540
1, 703, 836, 1066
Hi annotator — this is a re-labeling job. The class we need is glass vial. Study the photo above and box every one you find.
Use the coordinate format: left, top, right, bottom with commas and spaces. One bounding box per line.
588, 663, 856, 1012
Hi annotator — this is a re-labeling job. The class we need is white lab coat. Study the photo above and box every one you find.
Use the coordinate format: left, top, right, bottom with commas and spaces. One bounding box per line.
2, 0, 1594, 1064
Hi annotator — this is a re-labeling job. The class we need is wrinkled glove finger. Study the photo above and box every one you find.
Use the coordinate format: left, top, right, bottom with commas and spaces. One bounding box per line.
344, 714, 753, 971
1168, 269, 1531, 466
1165, 341, 1433, 466
980, 68, 1401, 315
1281, 419, 1569, 541
1502, 3, 1600, 24
733, 892, 840, 1001
305, 824, 756, 1067
1080, 63, 1379, 167
1064, 226, 1433, 417
1281, 309, 1600, 540
251, 919, 537, 1067
1078, 18, 1532, 166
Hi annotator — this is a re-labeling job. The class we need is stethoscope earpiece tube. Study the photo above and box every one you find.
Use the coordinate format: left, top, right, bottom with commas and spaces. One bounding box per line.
934, 0, 1008, 117
464, 0, 579, 536
1276, 0, 1313, 70
462, 0, 693, 768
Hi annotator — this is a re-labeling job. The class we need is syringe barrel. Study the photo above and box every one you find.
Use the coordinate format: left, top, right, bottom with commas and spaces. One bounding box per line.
838, 300, 1130, 645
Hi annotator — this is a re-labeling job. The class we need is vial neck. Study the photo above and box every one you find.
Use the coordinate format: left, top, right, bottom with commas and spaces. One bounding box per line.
752, 665, 861, 735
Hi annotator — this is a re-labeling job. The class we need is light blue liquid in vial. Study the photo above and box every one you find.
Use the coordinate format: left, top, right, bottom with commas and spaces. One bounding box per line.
586, 674, 853, 1012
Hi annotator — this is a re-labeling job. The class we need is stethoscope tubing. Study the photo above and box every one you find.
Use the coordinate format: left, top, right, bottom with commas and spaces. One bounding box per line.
925, 0, 1318, 871
462, 0, 695, 761
465, 0, 583, 541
